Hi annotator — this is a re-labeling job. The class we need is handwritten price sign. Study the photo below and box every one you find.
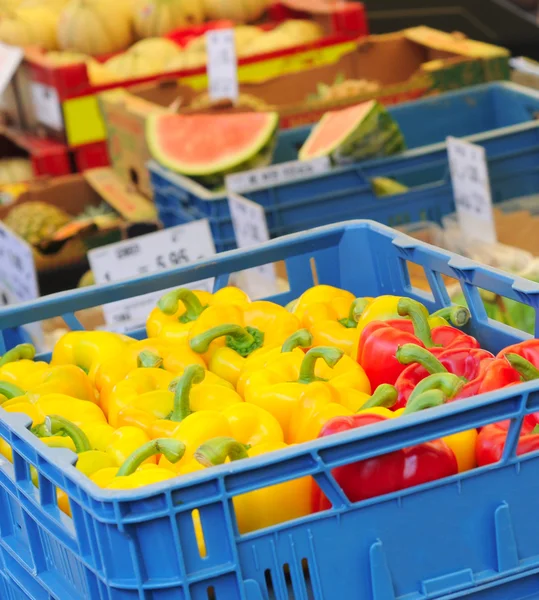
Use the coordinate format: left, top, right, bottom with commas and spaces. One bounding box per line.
206, 29, 238, 102
447, 136, 497, 244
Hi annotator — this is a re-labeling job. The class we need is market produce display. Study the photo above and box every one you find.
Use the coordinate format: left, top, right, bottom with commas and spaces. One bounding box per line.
0, 283, 534, 531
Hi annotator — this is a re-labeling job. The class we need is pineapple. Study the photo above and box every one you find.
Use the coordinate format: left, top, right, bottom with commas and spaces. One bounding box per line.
4, 201, 71, 246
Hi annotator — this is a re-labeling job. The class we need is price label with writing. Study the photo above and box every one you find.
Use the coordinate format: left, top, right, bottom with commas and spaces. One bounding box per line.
447, 136, 497, 245
30, 82, 63, 131
226, 156, 331, 194
206, 29, 238, 102
0, 42, 23, 96
0, 222, 38, 305
88, 220, 216, 333
228, 192, 277, 297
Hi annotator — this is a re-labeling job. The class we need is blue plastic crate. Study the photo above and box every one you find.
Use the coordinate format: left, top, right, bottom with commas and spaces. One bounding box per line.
2, 221, 539, 599
149, 81, 539, 252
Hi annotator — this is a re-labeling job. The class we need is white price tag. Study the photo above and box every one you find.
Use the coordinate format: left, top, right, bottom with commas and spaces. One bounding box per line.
0, 43, 23, 96
206, 29, 238, 102
30, 82, 63, 131
0, 222, 38, 304
228, 192, 277, 298
88, 220, 216, 333
447, 137, 497, 245
226, 157, 331, 194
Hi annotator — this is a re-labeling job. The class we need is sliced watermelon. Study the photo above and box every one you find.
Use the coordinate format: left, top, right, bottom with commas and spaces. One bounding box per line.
299, 100, 405, 164
146, 112, 279, 186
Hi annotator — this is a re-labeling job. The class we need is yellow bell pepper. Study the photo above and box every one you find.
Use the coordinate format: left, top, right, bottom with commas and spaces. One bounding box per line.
243, 346, 371, 441
146, 286, 251, 343
106, 363, 233, 428
188, 302, 301, 387
117, 364, 242, 437
106, 439, 186, 490
288, 382, 398, 444
51, 331, 136, 382
2, 393, 107, 427
158, 401, 283, 474
94, 340, 206, 404
194, 436, 311, 534
235, 329, 313, 398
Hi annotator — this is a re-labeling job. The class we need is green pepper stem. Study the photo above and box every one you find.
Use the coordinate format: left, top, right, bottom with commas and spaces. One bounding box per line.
189, 324, 264, 358
297, 346, 343, 384
408, 373, 465, 404
396, 344, 448, 374
0, 381, 25, 399
281, 329, 313, 352
397, 298, 436, 348
360, 384, 398, 410
137, 350, 163, 369
430, 305, 470, 328
168, 364, 206, 422
157, 288, 208, 323
402, 389, 446, 415
505, 353, 539, 382
194, 436, 250, 467
0, 344, 35, 367
116, 438, 186, 477
338, 298, 371, 328
44, 416, 92, 454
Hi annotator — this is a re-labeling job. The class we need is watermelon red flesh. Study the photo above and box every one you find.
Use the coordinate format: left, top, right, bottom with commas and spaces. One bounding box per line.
299, 101, 375, 160
147, 112, 278, 176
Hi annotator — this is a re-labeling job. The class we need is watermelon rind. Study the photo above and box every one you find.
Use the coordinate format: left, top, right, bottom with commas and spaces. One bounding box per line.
146, 112, 279, 179
298, 101, 406, 165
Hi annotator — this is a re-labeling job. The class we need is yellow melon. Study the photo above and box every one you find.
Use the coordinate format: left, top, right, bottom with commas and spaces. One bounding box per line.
133, 0, 204, 38
86, 58, 116, 84
57, 0, 133, 55
165, 50, 206, 72
242, 30, 296, 56
20, 0, 70, 12
0, 6, 59, 49
104, 50, 162, 81
202, 0, 269, 23
128, 37, 181, 67
45, 50, 88, 65
273, 19, 324, 44
186, 25, 263, 57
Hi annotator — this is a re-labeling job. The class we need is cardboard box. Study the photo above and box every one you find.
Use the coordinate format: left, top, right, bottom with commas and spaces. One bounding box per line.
0, 169, 159, 295
100, 26, 509, 196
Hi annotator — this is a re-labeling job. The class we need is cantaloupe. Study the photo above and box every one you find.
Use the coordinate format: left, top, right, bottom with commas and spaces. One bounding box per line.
128, 37, 181, 67
105, 50, 162, 81
133, 0, 204, 38
186, 25, 263, 57
0, 6, 59, 49
165, 50, 206, 72
57, 0, 133, 55
201, 0, 269, 23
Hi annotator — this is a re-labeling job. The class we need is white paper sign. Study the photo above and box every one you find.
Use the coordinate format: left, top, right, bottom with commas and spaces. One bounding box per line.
0, 222, 38, 304
88, 220, 216, 333
206, 29, 239, 102
228, 192, 277, 297
30, 82, 63, 131
0, 43, 23, 96
226, 156, 331, 194
447, 137, 497, 245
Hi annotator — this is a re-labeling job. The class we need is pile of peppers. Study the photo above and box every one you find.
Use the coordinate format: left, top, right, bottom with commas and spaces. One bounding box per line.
1, 283, 536, 537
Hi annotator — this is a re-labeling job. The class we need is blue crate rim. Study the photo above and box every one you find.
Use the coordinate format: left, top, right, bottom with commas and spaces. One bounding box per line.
148, 81, 539, 199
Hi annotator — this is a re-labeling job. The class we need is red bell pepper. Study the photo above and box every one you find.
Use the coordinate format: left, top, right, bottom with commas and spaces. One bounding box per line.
498, 339, 539, 368
476, 414, 539, 466
312, 389, 458, 509
355, 298, 439, 390
394, 344, 520, 410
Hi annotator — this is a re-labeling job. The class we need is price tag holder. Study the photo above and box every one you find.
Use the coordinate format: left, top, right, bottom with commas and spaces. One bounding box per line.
30, 82, 63, 131
0, 43, 23, 96
88, 220, 216, 333
0, 222, 38, 304
447, 136, 497, 245
206, 29, 238, 102
228, 192, 277, 298
226, 156, 331, 194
